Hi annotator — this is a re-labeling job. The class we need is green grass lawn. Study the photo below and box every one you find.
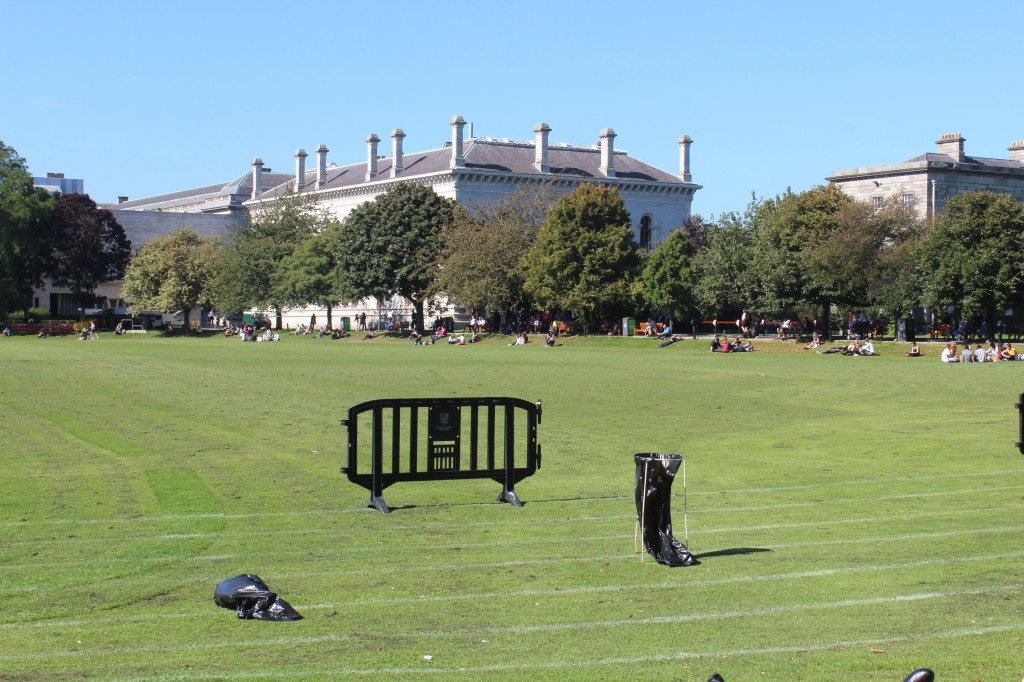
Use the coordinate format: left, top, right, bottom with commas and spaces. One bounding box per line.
1, 332, 1022, 681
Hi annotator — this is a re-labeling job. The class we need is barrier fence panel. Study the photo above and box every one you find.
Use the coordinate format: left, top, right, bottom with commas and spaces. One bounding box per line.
341, 397, 542, 513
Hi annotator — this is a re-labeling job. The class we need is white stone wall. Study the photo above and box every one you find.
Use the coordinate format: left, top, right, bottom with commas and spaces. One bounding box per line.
830, 162, 1024, 218
113, 210, 245, 249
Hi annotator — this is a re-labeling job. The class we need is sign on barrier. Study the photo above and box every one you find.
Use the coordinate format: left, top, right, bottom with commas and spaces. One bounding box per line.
340, 397, 542, 513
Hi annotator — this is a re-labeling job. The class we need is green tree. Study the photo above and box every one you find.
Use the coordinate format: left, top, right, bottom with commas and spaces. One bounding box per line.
271, 226, 354, 329
213, 193, 330, 327
122, 228, 219, 331
433, 184, 553, 322
860, 196, 925, 323
49, 193, 132, 318
0, 141, 56, 319
750, 184, 852, 331
642, 217, 704, 323
919, 191, 1024, 335
522, 183, 641, 329
695, 205, 758, 317
338, 183, 461, 332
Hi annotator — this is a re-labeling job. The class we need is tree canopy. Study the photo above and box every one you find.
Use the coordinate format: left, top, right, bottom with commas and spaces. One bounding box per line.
433, 184, 553, 319
338, 183, 461, 331
212, 193, 330, 325
642, 218, 704, 322
522, 183, 641, 329
122, 228, 219, 330
919, 191, 1024, 325
271, 226, 354, 329
49, 193, 132, 314
0, 141, 56, 319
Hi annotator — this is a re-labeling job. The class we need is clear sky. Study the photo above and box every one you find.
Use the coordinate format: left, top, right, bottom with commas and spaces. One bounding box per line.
2, 0, 1022, 219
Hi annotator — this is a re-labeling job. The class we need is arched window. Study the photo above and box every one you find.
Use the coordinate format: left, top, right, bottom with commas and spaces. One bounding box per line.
639, 216, 652, 250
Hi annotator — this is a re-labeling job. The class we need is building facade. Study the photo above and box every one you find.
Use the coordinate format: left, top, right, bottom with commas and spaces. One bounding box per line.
827, 133, 1024, 222
109, 116, 701, 329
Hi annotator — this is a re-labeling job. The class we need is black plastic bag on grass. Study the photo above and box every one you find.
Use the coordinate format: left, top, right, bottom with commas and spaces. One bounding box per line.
214, 574, 302, 621
634, 453, 698, 567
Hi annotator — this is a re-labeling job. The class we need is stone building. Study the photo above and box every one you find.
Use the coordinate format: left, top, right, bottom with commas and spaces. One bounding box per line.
109, 116, 701, 329
827, 133, 1024, 222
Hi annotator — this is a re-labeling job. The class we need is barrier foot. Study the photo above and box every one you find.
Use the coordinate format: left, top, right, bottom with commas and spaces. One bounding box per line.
498, 487, 524, 507
366, 494, 391, 514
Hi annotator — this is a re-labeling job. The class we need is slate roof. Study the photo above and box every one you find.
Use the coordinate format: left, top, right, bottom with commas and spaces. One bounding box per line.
904, 152, 1024, 170
110, 172, 292, 211
115, 136, 693, 208
254, 138, 689, 200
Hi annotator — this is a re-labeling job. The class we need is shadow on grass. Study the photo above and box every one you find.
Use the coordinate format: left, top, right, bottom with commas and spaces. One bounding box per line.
694, 547, 772, 559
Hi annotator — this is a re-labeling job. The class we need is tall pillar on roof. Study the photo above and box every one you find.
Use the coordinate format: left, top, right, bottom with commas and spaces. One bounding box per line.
677, 135, 692, 182
315, 144, 329, 189
390, 128, 405, 178
294, 148, 307, 192
450, 115, 466, 169
534, 122, 551, 173
251, 157, 263, 199
599, 128, 616, 178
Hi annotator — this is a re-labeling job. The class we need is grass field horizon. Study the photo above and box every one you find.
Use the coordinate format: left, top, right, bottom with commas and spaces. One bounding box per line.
1, 333, 1022, 680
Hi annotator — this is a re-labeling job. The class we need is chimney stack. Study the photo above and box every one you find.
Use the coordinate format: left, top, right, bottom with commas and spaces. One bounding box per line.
1009, 140, 1024, 164
678, 135, 693, 182
365, 134, 380, 181
534, 122, 551, 173
450, 115, 466, 169
599, 128, 616, 178
390, 128, 406, 178
936, 133, 966, 163
294, 149, 307, 192
315, 144, 329, 189
117, 196, 129, 204
252, 157, 264, 199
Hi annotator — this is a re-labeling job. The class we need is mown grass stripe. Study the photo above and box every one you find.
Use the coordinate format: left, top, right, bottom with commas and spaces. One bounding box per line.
4, 591, 1015, 664
4, 522, 1024, 575
3, 480, 1020, 528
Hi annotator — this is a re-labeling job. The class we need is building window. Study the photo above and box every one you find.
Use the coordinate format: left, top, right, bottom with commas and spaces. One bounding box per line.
639, 216, 652, 250
902, 192, 915, 208
872, 196, 883, 209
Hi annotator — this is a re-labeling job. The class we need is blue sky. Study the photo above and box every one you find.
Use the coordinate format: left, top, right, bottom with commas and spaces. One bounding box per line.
2, 0, 1021, 219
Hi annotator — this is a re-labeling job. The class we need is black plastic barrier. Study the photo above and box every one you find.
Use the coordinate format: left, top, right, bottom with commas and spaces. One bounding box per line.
341, 397, 542, 513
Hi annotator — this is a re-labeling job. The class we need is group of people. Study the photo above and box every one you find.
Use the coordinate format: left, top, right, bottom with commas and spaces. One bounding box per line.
816, 339, 877, 356
709, 335, 755, 353
940, 341, 1019, 363
77, 320, 99, 340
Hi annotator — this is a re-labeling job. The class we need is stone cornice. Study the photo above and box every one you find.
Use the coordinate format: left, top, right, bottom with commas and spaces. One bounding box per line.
243, 168, 699, 207
828, 160, 1024, 183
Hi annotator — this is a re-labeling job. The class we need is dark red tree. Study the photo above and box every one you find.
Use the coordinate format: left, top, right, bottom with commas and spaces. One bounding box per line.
50, 193, 132, 314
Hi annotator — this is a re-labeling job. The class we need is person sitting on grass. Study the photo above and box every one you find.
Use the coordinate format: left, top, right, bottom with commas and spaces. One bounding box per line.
2, 324, 11, 337
974, 344, 987, 363
545, 331, 556, 346
860, 340, 876, 356
409, 330, 423, 345
730, 337, 753, 352
331, 328, 349, 339
710, 335, 722, 352
362, 330, 377, 340
961, 344, 974, 363
805, 331, 821, 349
905, 341, 921, 357
1004, 343, 1018, 360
